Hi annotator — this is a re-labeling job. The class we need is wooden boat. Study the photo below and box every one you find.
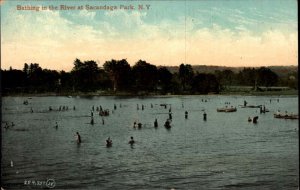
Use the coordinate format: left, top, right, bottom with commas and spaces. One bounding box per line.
239, 105, 261, 108
274, 113, 298, 119
217, 107, 237, 112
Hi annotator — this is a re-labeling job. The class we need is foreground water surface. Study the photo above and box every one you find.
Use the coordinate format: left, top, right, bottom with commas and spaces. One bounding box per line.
1, 95, 299, 189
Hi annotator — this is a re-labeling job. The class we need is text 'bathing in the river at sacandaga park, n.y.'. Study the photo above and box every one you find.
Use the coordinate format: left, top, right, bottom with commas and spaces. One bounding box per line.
16, 4, 151, 11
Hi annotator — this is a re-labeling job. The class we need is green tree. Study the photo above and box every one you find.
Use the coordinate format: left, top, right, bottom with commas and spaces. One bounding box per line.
71, 59, 101, 92
256, 67, 278, 87
179, 63, 194, 91
157, 67, 173, 93
132, 60, 158, 92
103, 59, 132, 91
236, 68, 256, 86
192, 73, 220, 94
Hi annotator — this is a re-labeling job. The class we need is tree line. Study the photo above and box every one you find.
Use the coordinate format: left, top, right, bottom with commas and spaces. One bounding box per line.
1, 58, 297, 95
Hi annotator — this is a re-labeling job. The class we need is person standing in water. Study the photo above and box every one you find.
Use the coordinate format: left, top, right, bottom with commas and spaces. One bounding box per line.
154, 119, 158, 128
203, 112, 207, 121
129, 136, 135, 145
75, 132, 81, 144
90, 117, 94, 125
185, 111, 188, 119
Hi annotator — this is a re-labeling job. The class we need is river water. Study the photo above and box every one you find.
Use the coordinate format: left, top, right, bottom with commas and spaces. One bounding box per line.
1, 95, 299, 189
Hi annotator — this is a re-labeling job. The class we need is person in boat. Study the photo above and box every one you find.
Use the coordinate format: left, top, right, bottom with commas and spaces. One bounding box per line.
285, 111, 288, 117
154, 119, 158, 128
75, 132, 81, 144
259, 106, 262, 114
244, 100, 247, 107
248, 117, 252, 122
106, 137, 112, 147
129, 136, 135, 145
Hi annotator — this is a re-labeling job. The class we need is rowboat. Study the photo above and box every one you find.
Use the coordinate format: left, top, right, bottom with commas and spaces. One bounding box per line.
217, 107, 237, 112
239, 105, 261, 108
274, 113, 298, 119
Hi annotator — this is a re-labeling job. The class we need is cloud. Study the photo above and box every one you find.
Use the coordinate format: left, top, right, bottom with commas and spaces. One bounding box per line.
78, 9, 96, 19
1, 7, 298, 71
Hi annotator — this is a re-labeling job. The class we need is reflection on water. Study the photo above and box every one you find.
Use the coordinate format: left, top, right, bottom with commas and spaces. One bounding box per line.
1, 95, 299, 189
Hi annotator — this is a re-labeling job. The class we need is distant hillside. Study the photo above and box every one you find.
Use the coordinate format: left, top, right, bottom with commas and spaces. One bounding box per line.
159, 65, 298, 77
267, 66, 298, 77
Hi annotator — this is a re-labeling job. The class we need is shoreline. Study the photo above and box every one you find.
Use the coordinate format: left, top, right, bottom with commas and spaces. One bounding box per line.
1, 90, 298, 97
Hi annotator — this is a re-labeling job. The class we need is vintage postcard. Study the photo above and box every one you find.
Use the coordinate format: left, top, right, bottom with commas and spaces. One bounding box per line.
1, 0, 298, 189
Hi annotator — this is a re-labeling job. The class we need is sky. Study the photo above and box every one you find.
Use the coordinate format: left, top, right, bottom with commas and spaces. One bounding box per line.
1, 0, 298, 71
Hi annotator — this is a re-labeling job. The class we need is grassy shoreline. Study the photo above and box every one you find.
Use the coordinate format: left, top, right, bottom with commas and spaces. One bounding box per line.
1, 89, 298, 97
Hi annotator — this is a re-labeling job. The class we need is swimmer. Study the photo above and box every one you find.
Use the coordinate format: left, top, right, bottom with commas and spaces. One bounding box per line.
75, 132, 81, 144
106, 137, 112, 147
129, 136, 135, 145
